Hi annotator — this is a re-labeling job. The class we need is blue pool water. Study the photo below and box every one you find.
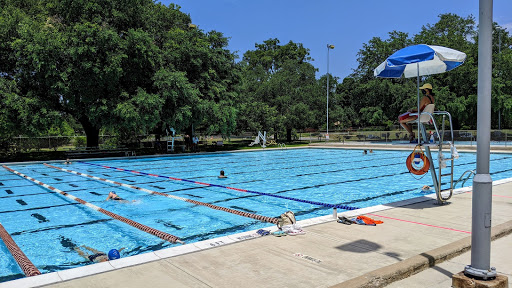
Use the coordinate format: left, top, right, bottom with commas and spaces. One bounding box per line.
1, 148, 512, 282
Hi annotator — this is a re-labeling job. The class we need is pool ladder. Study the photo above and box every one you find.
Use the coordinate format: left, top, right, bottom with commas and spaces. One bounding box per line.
454, 169, 476, 188
278, 143, 286, 150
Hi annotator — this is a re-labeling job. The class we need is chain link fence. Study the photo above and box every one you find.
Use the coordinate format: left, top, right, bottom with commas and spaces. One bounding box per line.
2, 130, 512, 154
299, 130, 512, 147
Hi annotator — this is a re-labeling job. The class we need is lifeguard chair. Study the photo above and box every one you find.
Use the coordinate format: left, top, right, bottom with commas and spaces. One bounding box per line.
407, 105, 459, 204
374, 44, 467, 204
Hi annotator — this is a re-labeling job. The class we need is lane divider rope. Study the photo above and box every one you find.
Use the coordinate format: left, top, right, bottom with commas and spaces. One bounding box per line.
2, 165, 183, 244
0, 222, 41, 277
44, 163, 279, 225
368, 213, 471, 234
78, 161, 360, 211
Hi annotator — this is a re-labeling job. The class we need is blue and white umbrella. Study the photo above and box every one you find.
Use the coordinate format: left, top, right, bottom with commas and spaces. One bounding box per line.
374, 44, 467, 78
374, 44, 466, 143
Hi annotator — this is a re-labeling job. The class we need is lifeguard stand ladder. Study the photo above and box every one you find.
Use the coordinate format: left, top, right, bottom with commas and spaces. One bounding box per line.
412, 107, 456, 204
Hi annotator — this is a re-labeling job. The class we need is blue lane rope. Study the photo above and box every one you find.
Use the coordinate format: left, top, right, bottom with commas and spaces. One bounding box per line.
78, 161, 360, 211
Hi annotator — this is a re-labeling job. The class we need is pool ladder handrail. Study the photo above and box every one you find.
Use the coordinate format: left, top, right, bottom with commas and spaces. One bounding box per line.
454, 169, 476, 188
278, 143, 286, 149
417, 111, 455, 204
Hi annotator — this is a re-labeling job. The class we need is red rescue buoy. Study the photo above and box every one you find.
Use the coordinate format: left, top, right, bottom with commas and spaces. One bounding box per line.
406, 148, 430, 175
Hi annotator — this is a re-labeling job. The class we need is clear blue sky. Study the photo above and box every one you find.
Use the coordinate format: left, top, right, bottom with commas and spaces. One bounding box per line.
159, 0, 511, 80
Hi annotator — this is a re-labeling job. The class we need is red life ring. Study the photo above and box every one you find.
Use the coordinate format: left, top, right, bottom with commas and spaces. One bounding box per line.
406, 152, 430, 175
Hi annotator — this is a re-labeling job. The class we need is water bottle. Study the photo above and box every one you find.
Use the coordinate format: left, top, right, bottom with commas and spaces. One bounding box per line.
429, 133, 435, 144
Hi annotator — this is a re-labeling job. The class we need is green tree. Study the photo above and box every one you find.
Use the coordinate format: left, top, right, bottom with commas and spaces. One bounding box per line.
1, 1, 239, 147
239, 39, 320, 141
492, 26, 512, 129
337, 13, 505, 130
413, 13, 478, 129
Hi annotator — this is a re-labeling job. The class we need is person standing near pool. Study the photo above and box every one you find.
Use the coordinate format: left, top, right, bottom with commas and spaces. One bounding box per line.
192, 136, 199, 152
74, 245, 125, 263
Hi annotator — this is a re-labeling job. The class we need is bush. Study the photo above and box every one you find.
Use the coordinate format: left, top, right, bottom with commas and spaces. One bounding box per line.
102, 136, 119, 148
50, 137, 71, 151
74, 137, 86, 148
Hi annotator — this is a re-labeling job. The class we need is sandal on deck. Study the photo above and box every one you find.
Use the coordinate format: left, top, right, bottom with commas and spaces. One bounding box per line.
286, 229, 306, 236
337, 216, 354, 225
256, 229, 270, 236
272, 231, 287, 237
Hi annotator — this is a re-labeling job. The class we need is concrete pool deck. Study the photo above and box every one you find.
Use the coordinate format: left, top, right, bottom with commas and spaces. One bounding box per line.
2, 146, 512, 288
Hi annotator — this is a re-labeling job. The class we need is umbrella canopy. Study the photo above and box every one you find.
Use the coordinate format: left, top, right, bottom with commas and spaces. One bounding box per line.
374, 44, 467, 145
374, 44, 467, 78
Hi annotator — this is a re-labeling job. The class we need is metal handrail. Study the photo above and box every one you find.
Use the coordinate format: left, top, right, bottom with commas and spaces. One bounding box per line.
454, 169, 476, 188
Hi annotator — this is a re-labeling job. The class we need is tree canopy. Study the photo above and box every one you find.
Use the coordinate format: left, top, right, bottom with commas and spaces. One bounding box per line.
1, 7, 511, 150
238, 38, 321, 141
334, 13, 512, 131
0, 0, 239, 147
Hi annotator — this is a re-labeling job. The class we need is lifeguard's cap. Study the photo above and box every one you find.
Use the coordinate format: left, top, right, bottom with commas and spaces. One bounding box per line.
419, 83, 432, 90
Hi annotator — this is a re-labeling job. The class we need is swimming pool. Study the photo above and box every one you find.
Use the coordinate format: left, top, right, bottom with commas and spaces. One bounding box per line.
1, 148, 512, 282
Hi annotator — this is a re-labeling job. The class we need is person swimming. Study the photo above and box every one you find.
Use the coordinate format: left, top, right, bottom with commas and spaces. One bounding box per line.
74, 245, 125, 263
218, 170, 227, 178
106, 191, 129, 203
422, 185, 432, 192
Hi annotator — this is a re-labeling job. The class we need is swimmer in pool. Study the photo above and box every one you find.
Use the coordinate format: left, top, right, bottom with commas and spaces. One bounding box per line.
106, 191, 129, 203
422, 185, 432, 192
74, 245, 125, 263
64, 158, 71, 165
218, 170, 227, 178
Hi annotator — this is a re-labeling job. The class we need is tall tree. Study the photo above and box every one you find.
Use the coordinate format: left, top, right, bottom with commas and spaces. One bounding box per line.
0, 0, 239, 147
239, 39, 320, 141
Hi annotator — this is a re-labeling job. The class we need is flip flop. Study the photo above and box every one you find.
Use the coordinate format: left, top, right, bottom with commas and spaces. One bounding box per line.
256, 229, 270, 236
272, 231, 287, 237
286, 229, 306, 236
337, 216, 354, 225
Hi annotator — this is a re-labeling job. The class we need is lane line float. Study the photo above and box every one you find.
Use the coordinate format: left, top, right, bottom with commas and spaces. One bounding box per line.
0, 222, 41, 277
78, 161, 360, 211
2, 165, 183, 244
44, 163, 279, 225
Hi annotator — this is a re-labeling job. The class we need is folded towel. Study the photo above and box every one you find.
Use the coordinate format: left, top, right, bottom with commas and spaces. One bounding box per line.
356, 216, 383, 225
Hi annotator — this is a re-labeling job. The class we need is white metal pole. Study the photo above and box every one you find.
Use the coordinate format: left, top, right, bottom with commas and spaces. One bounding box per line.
326, 44, 334, 141
417, 63, 420, 144
326, 45, 330, 141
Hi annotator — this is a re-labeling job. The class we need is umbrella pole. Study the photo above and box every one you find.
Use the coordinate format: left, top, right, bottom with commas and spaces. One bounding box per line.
417, 63, 420, 144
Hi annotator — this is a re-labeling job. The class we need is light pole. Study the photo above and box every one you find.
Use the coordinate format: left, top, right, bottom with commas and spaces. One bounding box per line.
326, 44, 335, 141
463, 0, 497, 281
